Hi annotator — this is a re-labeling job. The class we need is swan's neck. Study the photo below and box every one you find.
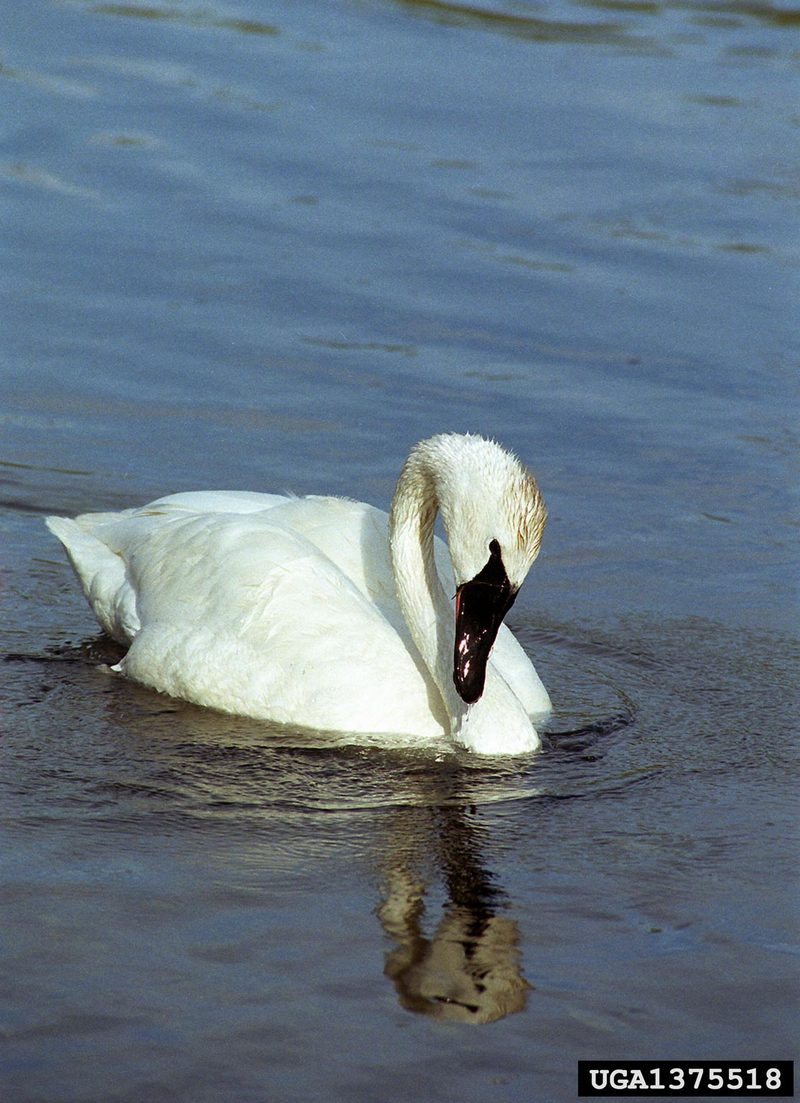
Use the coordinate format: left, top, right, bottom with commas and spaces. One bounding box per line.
388, 448, 468, 735
388, 442, 539, 754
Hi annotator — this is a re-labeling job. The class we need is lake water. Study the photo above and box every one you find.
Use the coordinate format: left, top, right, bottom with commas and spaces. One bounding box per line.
1, 0, 798, 1100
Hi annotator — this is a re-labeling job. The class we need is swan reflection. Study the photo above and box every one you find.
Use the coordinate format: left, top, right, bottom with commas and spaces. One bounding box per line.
378, 803, 530, 1023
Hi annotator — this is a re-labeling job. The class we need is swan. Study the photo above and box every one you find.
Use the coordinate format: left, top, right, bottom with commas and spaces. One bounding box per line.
46, 433, 550, 755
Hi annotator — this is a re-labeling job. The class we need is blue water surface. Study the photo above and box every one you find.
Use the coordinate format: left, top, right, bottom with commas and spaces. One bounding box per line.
1, 0, 797, 1100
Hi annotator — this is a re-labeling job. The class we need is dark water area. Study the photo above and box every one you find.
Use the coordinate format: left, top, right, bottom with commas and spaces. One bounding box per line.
1, 0, 798, 1100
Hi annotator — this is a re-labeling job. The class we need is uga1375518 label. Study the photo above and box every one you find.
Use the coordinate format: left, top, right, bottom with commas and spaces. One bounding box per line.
577, 1061, 794, 1097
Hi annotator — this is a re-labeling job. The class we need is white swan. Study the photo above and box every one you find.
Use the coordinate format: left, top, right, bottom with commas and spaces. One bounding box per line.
46, 433, 550, 755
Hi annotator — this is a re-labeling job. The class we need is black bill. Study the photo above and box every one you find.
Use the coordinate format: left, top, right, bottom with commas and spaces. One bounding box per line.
453, 540, 518, 704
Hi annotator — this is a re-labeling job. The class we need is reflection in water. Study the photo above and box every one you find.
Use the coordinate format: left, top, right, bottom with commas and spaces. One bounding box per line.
378, 803, 530, 1023
394, 0, 800, 39
89, 3, 278, 36
391, 0, 652, 48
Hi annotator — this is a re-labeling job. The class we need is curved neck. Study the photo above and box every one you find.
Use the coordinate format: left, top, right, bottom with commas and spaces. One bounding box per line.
388, 448, 467, 733
388, 441, 540, 754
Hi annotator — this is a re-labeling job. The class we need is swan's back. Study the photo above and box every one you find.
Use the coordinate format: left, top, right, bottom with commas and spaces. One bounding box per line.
47, 492, 287, 641
47, 494, 450, 737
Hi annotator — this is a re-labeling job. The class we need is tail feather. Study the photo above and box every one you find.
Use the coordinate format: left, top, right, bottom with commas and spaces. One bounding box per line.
46, 516, 139, 644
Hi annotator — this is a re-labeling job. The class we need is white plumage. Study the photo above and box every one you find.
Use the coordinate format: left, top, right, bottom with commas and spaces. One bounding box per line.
47, 434, 550, 754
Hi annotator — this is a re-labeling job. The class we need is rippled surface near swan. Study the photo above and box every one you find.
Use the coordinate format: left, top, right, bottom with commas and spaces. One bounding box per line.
1, 0, 797, 1099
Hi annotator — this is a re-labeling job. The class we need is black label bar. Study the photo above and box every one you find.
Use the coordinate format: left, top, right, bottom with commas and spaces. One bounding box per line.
578, 1061, 794, 1097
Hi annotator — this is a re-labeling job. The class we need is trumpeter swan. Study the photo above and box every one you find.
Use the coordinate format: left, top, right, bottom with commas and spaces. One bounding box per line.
46, 433, 550, 754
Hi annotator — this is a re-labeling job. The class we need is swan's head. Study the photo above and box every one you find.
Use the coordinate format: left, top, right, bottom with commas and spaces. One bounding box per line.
422, 434, 547, 705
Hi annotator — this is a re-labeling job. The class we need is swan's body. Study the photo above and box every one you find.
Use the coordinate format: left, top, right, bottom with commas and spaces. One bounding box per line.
47, 434, 550, 755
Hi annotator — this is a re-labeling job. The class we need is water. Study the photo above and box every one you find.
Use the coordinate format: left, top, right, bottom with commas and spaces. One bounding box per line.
1, 0, 798, 1099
